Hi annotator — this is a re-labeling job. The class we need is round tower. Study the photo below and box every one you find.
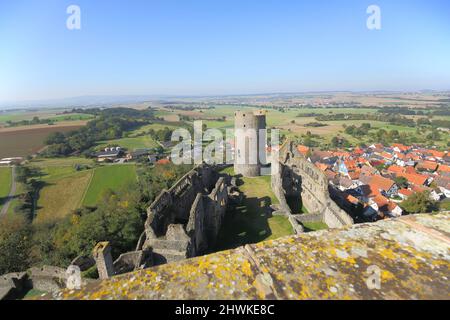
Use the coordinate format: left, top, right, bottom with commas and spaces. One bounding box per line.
234, 110, 266, 177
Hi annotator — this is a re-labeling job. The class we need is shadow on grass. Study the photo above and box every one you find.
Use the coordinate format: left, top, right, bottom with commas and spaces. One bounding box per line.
286, 195, 307, 214
213, 195, 273, 252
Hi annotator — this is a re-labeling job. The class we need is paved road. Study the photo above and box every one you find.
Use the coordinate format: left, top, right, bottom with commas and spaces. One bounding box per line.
0, 166, 16, 216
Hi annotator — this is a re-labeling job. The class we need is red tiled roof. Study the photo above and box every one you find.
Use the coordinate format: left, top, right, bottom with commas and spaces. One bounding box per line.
353, 148, 364, 155
398, 189, 413, 197
438, 164, 450, 173
405, 166, 417, 174
387, 201, 400, 212
361, 165, 377, 175
315, 162, 329, 172
344, 193, 359, 205
344, 160, 358, 171
398, 173, 428, 186
369, 175, 396, 192
380, 152, 394, 160
392, 143, 410, 152
406, 153, 421, 161
395, 152, 406, 160
373, 143, 384, 149
387, 165, 405, 174
373, 194, 389, 209
297, 145, 310, 156
416, 161, 438, 171
348, 170, 361, 180
156, 158, 171, 165
410, 184, 431, 193
324, 169, 337, 180
360, 184, 380, 198
333, 151, 351, 158
426, 149, 446, 159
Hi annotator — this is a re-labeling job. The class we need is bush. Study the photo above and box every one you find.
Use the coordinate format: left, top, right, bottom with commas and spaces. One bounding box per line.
0, 215, 33, 274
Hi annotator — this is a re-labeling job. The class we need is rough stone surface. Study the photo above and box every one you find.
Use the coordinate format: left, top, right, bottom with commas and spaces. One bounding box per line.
143, 164, 229, 265
234, 110, 266, 177
272, 141, 353, 231
43, 213, 450, 300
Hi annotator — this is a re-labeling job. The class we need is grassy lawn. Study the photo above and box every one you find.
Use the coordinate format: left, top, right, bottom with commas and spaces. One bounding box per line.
35, 169, 93, 224
46, 113, 94, 122
6, 181, 24, 216
97, 136, 158, 151
440, 199, 450, 211
30, 157, 94, 168
215, 169, 294, 251
130, 122, 180, 135
302, 221, 329, 232
27, 157, 95, 223
0, 167, 12, 210
82, 165, 137, 207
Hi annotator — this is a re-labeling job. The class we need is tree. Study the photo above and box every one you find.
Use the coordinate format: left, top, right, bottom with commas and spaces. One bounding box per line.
0, 215, 33, 274
400, 191, 438, 214
394, 176, 408, 188
35, 186, 144, 267
44, 132, 66, 145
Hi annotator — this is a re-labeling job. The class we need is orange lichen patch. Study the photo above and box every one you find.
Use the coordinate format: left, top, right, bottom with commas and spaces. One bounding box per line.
41, 214, 450, 300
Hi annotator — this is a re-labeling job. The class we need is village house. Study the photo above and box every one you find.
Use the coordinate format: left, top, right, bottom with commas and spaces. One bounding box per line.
434, 176, 450, 198
95, 147, 123, 162
416, 160, 439, 172
299, 142, 449, 220
367, 175, 398, 198
0, 157, 23, 166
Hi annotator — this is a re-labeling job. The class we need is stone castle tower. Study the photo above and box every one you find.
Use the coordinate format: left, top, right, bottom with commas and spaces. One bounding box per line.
234, 110, 266, 177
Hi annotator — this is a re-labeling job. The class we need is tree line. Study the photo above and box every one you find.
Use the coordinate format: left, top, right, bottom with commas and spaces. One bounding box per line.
0, 162, 192, 275
42, 108, 157, 157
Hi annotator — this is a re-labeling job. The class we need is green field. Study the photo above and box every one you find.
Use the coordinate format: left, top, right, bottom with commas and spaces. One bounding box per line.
130, 122, 180, 135
82, 165, 138, 206
30, 157, 94, 168
215, 168, 294, 251
34, 158, 96, 223
0, 111, 93, 124
35, 168, 93, 224
0, 167, 12, 210
97, 136, 159, 151
41, 113, 94, 122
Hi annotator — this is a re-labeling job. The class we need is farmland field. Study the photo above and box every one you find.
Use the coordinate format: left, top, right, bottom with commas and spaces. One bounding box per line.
44, 113, 94, 122
30, 157, 94, 168
0, 167, 12, 211
97, 136, 159, 151
35, 169, 93, 224
130, 122, 180, 135
82, 165, 138, 206
0, 110, 93, 124
0, 123, 85, 159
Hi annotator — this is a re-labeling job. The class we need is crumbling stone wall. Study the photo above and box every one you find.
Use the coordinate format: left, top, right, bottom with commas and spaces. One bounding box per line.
272, 141, 353, 229
143, 164, 229, 265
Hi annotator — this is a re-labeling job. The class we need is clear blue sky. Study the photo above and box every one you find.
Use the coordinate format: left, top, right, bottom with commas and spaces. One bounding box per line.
0, 0, 449, 102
